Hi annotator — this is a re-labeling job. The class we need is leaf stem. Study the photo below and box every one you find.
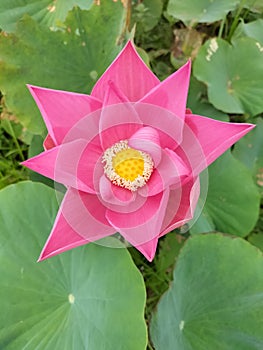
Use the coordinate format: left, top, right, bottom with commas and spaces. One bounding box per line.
3, 119, 25, 161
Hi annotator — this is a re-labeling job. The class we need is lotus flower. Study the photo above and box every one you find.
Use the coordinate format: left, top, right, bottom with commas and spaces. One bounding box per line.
22, 41, 254, 261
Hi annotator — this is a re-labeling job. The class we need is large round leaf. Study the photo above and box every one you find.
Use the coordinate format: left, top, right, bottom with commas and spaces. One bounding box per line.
194, 37, 263, 116
233, 118, 263, 197
233, 19, 263, 44
187, 77, 228, 121
0, 1, 126, 133
167, 0, 239, 25
0, 0, 93, 33
0, 181, 147, 350
151, 234, 263, 350
190, 151, 260, 236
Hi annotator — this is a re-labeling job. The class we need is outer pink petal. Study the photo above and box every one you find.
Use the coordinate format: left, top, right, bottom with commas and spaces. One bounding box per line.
139, 60, 191, 121
91, 41, 160, 101
22, 140, 95, 193
106, 190, 170, 261
139, 148, 189, 197
183, 114, 255, 175
99, 174, 136, 206
27, 85, 102, 145
102, 80, 130, 106
160, 177, 200, 236
39, 188, 115, 261
128, 126, 162, 166
99, 102, 142, 150
135, 237, 160, 262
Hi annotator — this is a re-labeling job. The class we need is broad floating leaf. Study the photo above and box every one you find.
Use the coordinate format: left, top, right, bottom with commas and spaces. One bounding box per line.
194, 37, 263, 116
0, 2, 126, 133
190, 151, 260, 236
0, 0, 93, 32
233, 118, 263, 196
0, 181, 147, 350
187, 77, 228, 121
167, 0, 239, 25
151, 234, 263, 350
233, 19, 263, 46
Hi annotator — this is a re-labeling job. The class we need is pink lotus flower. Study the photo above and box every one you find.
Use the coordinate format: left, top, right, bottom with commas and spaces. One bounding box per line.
22, 41, 254, 261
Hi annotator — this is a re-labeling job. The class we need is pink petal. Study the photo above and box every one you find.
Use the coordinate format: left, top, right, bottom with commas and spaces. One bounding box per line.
39, 188, 115, 261
99, 102, 142, 150
135, 103, 184, 149
103, 80, 130, 106
99, 175, 136, 206
106, 190, 170, 261
182, 114, 255, 175
135, 237, 159, 262
128, 126, 162, 166
139, 60, 191, 120
91, 41, 160, 101
43, 134, 56, 150
139, 148, 189, 196
161, 177, 200, 236
27, 85, 102, 145
22, 139, 96, 193
77, 134, 104, 192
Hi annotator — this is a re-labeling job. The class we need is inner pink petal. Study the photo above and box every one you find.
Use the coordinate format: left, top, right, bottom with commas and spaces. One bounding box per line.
139, 148, 189, 197
128, 126, 162, 167
135, 103, 184, 149
99, 174, 136, 206
77, 134, 104, 192
99, 102, 142, 150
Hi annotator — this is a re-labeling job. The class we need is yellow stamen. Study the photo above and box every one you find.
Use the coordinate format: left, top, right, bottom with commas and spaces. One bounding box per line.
102, 140, 154, 191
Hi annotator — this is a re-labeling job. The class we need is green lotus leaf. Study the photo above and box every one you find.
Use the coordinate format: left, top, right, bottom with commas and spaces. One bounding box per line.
167, 0, 240, 26
244, 0, 263, 13
0, 2, 126, 134
187, 77, 228, 121
190, 151, 260, 236
151, 234, 263, 350
194, 37, 263, 116
0, 181, 147, 350
233, 19, 263, 44
0, 0, 93, 32
233, 118, 263, 196
132, 0, 163, 32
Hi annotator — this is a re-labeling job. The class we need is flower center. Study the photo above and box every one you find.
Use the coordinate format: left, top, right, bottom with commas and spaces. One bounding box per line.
102, 140, 154, 191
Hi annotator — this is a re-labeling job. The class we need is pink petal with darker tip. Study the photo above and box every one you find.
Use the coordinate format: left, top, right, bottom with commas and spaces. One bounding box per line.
27, 85, 102, 145
183, 114, 255, 175
22, 139, 96, 193
129, 126, 162, 167
91, 41, 160, 101
139, 60, 191, 121
39, 188, 116, 260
